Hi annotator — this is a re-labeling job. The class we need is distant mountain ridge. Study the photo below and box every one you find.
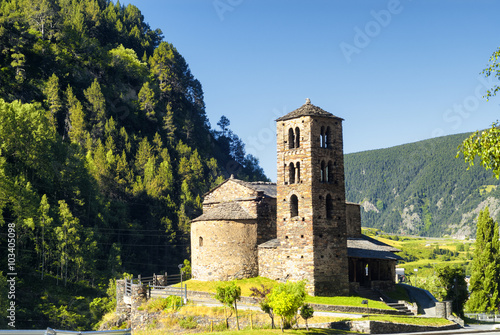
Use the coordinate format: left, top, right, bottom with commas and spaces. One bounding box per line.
344, 132, 500, 238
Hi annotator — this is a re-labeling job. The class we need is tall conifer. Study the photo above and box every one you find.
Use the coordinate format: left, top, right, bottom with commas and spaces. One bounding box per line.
467, 207, 500, 311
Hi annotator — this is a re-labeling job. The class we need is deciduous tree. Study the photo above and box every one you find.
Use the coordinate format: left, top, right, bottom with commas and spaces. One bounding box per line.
215, 281, 241, 330
268, 280, 306, 332
300, 304, 314, 331
458, 47, 500, 178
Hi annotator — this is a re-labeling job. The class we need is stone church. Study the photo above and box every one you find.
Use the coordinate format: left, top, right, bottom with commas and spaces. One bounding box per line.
190, 99, 401, 296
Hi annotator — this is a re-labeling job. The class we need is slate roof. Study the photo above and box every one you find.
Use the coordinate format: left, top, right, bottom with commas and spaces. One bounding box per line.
258, 238, 280, 249
347, 235, 403, 261
202, 176, 276, 199
232, 179, 277, 198
276, 99, 343, 122
192, 202, 256, 222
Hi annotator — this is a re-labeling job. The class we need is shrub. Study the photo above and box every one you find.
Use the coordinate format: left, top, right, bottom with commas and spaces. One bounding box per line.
179, 316, 197, 329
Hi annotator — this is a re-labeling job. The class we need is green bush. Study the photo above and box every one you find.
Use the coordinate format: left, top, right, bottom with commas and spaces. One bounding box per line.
179, 316, 198, 329
144, 296, 182, 312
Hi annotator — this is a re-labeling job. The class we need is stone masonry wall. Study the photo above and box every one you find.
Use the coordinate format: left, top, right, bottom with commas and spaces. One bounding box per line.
274, 114, 349, 296
310, 116, 349, 296
191, 219, 258, 281
346, 203, 362, 237
327, 320, 460, 334
256, 197, 277, 244
203, 179, 258, 209
258, 245, 283, 281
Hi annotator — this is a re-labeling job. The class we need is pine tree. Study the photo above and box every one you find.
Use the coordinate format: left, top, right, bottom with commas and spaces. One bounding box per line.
44, 74, 62, 130
65, 85, 87, 146
467, 207, 500, 311
84, 78, 106, 139
163, 102, 176, 145
138, 81, 157, 121
38, 194, 53, 280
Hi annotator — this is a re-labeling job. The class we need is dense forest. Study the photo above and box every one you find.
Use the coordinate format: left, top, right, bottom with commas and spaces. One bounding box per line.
345, 133, 500, 238
0, 0, 267, 329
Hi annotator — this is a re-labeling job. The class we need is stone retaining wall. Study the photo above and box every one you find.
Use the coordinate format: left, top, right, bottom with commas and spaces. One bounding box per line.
325, 320, 460, 334
308, 303, 404, 315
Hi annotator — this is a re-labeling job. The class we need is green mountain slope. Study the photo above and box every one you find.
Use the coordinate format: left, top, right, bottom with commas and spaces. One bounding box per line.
345, 133, 500, 238
0, 0, 266, 329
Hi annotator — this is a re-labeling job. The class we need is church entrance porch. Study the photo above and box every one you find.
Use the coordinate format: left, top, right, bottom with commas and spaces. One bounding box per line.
349, 257, 396, 291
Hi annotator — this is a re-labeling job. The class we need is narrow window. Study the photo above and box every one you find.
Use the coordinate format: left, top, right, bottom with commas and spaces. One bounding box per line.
296, 162, 301, 182
328, 161, 333, 183
288, 128, 295, 149
320, 161, 325, 182
325, 126, 331, 148
326, 194, 333, 219
320, 126, 325, 147
295, 127, 300, 148
199, 236, 203, 247
289, 163, 295, 184
325, 162, 329, 183
290, 194, 299, 217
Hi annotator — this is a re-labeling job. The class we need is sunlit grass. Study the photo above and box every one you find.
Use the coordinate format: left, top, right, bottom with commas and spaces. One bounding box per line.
177, 276, 278, 297
305, 296, 393, 310
368, 315, 453, 327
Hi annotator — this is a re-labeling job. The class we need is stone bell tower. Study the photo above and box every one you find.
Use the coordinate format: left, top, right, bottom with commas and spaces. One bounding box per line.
274, 98, 349, 296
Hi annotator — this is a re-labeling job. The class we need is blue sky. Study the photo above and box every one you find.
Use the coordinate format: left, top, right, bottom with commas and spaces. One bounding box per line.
122, 0, 500, 181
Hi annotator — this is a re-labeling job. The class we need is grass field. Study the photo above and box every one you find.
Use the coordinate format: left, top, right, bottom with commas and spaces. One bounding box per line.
179, 277, 278, 297
177, 277, 392, 310
305, 295, 391, 310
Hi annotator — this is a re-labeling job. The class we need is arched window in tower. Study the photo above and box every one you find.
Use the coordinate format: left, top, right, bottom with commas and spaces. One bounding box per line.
199, 236, 204, 247
326, 194, 334, 219
327, 161, 334, 183
295, 127, 300, 148
289, 163, 296, 184
320, 126, 325, 147
320, 161, 325, 182
290, 194, 299, 217
325, 126, 331, 148
296, 162, 301, 182
288, 128, 295, 149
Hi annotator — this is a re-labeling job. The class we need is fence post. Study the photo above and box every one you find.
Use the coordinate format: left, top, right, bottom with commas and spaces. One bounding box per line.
184, 284, 187, 304
138, 274, 141, 284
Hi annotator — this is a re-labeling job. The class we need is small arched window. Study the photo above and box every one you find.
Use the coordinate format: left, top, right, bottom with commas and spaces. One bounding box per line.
320, 161, 325, 182
288, 128, 295, 149
290, 195, 299, 217
326, 194, 334, 219
327, 161, 333, 183
296, 162, 300, 182
199, 236, 204, 247
289, 163, 296, 184
320, 126, 325, 147
325, 126, 331, 148
295, 127, 300, 148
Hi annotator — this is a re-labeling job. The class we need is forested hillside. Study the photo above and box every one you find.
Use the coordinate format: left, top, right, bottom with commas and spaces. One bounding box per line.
345, 133, 500, 238
0, 0, 266, 329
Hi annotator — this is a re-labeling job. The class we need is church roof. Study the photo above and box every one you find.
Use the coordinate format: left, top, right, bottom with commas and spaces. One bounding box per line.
276, 99, 343, 122
232, 179, 277, 198
203, 175, 276, 200
258, 238, 280, 249
192, 202, 256, 222
347, 235, 403, 261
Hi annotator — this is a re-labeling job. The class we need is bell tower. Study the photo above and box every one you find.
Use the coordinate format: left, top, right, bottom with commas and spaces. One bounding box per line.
275, 98, 349, 296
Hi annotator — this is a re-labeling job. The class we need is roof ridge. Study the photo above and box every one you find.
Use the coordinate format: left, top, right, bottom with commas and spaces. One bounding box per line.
276, 99, 342, 122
